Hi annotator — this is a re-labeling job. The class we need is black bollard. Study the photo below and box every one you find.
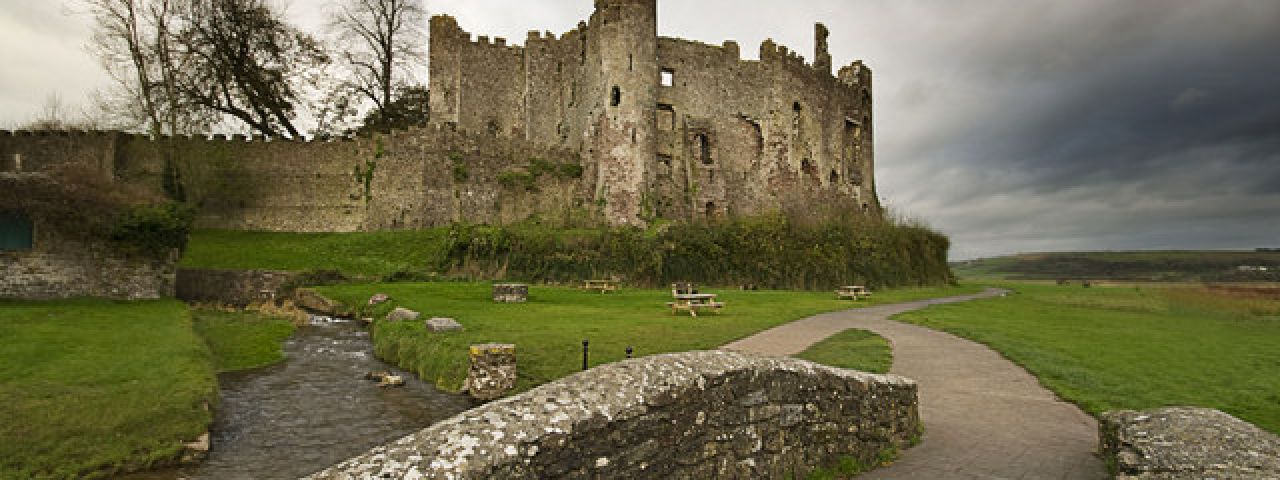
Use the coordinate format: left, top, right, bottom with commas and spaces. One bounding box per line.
626, 346, 634, 359
582, 339, 589, 371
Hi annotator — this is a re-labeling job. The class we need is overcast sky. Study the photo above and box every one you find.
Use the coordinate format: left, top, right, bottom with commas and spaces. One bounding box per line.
2, 0, 1278, 259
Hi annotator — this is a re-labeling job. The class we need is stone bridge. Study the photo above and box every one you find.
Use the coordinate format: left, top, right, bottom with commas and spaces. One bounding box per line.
307, 350, 919, 479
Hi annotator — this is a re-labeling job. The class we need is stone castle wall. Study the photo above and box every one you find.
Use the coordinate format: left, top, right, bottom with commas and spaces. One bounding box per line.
1, 127, 585, 232
429, 0, 877, 224
307, 350, 920, 479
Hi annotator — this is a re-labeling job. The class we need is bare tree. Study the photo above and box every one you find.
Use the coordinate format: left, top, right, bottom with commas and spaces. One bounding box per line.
173, 0, 329, 138
327, 0, 426, 131
85, 0, 328, 138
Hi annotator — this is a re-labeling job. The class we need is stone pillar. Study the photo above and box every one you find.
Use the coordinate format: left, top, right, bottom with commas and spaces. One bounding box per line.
465, 343, 517, 401
492, 283, 529, 303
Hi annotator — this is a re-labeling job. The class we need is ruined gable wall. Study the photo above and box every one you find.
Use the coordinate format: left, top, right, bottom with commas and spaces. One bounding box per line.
652, 33, 875, 221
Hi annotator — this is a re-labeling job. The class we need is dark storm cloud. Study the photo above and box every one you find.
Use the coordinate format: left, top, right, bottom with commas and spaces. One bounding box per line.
864, 1, 1280, 258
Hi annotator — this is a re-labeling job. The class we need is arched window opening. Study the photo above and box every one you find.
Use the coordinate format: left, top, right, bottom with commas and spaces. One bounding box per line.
705, 201, 717, 218
801, 158, 815, 175
829, 170, 839, 184
0, 211, 33, 251
610, 86, 621, 107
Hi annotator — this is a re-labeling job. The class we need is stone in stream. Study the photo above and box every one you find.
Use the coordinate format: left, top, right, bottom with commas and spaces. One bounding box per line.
386, 307, 421, 322
294, 288, 346, 316
425, 317, 463, 332
465, 343, 517, 401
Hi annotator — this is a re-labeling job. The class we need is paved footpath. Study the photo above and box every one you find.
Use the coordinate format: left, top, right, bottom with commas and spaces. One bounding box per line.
722, 289, 1107, 479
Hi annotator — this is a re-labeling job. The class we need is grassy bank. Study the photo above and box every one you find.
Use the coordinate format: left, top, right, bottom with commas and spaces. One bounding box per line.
953, 250, 1280, 282
317, 282, 980, 393
183, 212, 955, 290
794, 329, 893, 374
0, 299, 216, 479
192, 310, 296, 372
180, 229, 450, 277
895, 282, 1280, 433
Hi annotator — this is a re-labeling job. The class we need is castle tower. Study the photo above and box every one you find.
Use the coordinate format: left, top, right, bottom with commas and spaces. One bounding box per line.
589, 0, 657, 226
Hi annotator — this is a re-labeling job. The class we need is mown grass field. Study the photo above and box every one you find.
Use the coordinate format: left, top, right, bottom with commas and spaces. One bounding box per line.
316, 282, 981, 393
795, 328, 893, 374
952, 250, 1280, 282
0, 299, 216, 479
895, 282, 1280, 433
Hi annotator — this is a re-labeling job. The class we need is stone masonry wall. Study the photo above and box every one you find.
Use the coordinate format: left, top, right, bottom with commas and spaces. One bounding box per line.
175, 268, 299, 307
1, 127, 584, 232
307, 350, 920, 479
0, 213, 176, 300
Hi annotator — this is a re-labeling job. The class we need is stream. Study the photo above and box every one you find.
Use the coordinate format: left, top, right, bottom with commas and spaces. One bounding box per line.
129, 315, 474, 479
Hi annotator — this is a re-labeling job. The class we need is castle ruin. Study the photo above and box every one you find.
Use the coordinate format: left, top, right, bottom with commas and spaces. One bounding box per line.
1, 0, 877, 234
428, 0, 877, 224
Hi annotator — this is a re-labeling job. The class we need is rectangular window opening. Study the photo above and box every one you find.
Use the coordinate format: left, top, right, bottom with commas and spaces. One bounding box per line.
0, 212, 34, 251
657, 104, 675, 131
661, 69, 674, 87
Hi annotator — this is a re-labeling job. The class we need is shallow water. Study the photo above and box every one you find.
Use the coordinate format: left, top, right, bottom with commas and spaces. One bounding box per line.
127, 315, 474, 479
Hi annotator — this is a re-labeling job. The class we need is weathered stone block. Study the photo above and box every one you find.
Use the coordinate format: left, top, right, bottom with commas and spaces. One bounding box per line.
425, 317, 463, 332
1100, 406, 1280, 479
465, 343, 517, 401
294, 288, 344, 316
385, 307, 421, 322
492, 283, 529, 303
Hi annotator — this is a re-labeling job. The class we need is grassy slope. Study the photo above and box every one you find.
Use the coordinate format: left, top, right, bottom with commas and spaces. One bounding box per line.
794, 329, 892, 374
180, 229, 450, 276
0, 299, 216, 479
895, 282, 1280, 433
953, 250, 1280, 281
317, 282, 981, 393
192, 310, 296, 372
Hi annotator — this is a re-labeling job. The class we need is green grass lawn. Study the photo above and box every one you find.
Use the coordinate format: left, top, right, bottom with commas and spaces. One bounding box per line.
795, 329, 892, 374
317, 282, 981, 393
192, 310, 296, 372
894, 282, 1280, 433
180, 229, 450, 276
0, 299, 216, 479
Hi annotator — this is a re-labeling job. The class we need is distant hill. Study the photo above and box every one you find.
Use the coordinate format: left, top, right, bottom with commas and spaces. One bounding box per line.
952, 250, 1280, 282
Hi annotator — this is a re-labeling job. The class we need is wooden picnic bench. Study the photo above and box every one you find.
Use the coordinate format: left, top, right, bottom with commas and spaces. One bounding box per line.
582, 279, 619, 293
835, 285, 872, 300
666, 293, 725, 317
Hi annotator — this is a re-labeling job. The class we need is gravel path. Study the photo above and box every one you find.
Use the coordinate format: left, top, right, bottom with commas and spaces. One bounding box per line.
721, 288, 1108, 479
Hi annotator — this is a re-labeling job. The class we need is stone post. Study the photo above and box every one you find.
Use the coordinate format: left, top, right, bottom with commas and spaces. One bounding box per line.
492, 283, 529, 303
465, 343, 517, 401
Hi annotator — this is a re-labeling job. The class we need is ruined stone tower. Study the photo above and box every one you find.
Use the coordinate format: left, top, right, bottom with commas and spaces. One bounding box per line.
428, 0, 878, 226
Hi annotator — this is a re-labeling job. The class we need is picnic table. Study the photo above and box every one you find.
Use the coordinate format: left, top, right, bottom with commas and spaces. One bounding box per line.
835, 285, 872, 300
666, 293, 725, 317
582, 279, 619, 293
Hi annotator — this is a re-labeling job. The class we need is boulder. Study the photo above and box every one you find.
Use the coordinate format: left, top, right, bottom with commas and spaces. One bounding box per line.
386, 307, 421, 322
368, 293, 390, 306
426, 317, 463, 332
294, 288, 345, 316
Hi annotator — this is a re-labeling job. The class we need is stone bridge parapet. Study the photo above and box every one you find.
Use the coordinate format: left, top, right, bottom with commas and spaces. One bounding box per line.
307, 349, 919, 479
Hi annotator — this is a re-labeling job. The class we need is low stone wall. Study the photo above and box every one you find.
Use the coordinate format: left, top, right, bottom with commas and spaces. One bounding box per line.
1100, 407, 1280, 479
0, 242, 176, 300
175, 268, 298, 307
308, 350, 920, 479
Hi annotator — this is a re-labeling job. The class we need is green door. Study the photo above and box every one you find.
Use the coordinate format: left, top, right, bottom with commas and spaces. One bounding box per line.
0, 212, 33, 250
